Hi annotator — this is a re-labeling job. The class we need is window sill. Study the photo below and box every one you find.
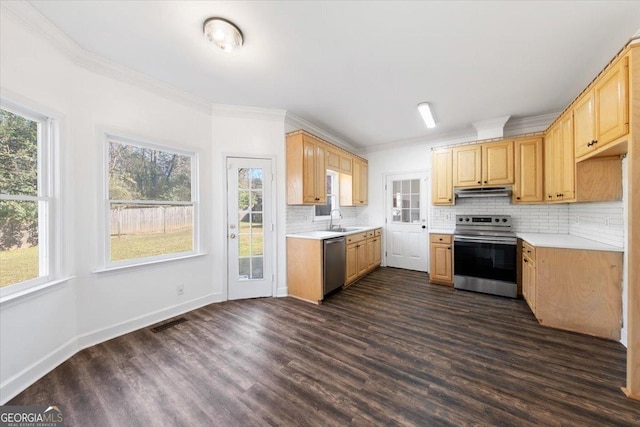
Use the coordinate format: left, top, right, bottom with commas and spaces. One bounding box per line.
93, 252, 208, 276
0, 276, 76, 307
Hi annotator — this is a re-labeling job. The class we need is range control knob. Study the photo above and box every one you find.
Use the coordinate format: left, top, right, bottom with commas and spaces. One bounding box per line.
502, 218, 508, 222
494, 218, 499, 222
459, 218, 463, 222
465, 218, 470, 222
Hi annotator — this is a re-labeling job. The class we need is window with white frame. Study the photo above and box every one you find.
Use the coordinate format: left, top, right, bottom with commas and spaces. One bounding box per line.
105, 135, 197, 265
0, 104, 53, 291
314, 170, 339, 218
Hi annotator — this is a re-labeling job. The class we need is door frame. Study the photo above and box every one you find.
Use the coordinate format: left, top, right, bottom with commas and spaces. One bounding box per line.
222, 154, 278, 301
382, 169, 430, 270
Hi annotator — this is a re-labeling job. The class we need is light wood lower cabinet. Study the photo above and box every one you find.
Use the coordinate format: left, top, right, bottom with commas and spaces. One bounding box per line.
346, 229, 382, 286
429, 234, 453, 286
521, 240, 623, 340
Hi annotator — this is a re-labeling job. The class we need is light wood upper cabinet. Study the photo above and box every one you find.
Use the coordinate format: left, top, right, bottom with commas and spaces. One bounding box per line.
352, 157, 368, 206
287, 132, 327, 205
429, 234, 453, 286
483, 140, 514, 185
453, 145, 482, 187
595, 56, 628, 146
431, 149, 453, 205
327, 148, 353, 174
453, 141, 513, 187
544, 114, 575, 202
574, 56, 629, 159
573, 91, 596, 159
287, 130, 365, 206
513, 137, 543, 203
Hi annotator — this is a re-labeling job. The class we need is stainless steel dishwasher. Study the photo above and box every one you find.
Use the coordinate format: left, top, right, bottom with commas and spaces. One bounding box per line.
323, 237, 346, 295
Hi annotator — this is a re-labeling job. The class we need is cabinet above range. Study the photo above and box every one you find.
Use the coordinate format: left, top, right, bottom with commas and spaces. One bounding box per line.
286, 130, 368, 206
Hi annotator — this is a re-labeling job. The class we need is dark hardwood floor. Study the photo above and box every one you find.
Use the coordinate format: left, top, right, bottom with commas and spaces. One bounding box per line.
9, 267, 640, 426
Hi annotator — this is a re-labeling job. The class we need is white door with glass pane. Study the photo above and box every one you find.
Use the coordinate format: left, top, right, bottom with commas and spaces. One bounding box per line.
385, 172, 429, 271
227, 157, 273, 300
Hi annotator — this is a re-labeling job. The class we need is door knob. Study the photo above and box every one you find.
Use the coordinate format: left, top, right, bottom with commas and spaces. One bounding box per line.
229, 233, 236, 239
421, 225, 426, 229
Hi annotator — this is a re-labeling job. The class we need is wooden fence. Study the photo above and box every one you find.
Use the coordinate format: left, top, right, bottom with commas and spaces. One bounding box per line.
110, 205, 193, 236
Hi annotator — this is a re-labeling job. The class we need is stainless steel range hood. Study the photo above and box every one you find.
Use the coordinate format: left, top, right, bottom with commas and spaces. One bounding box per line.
454, 186, 512, 198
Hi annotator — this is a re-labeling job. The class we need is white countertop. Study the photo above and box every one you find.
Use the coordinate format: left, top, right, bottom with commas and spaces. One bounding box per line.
516, 233, 624, 252
287, 225, 381, 240
429, 228, 454, 235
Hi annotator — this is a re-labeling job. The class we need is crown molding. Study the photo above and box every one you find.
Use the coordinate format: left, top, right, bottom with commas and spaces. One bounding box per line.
504, 111, 560, 135
211, 104, 286, 122
363, 127, 477, 154
1, 1, 213, 115
285, 112, 360, 153
363, 111, 560, 154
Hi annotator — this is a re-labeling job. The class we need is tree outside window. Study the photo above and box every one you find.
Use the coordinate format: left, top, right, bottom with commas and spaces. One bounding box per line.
106, 136, 196, 264
0, 107, 51, 288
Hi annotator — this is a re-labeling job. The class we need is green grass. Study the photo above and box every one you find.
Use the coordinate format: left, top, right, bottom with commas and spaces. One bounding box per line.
0, 245, 39, 288
110, 229, 193, 261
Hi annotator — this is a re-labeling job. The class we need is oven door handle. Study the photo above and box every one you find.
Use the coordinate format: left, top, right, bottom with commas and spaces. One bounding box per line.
454, 235, 517, 245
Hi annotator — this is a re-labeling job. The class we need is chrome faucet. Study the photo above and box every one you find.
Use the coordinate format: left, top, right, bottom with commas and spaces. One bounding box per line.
328, 209, 342, 231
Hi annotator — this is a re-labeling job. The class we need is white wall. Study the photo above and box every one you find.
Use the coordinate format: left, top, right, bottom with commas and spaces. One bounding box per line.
0, 6, 287, 403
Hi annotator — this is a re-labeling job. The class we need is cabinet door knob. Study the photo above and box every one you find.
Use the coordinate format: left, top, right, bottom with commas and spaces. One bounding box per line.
448, 198, 452, 202
439, 238, 443, 241
484, 181, 487, 184
447, 247, 451, 250
524, 259, 528, 263
477, 181, 481, 184
516, 197, 521, 200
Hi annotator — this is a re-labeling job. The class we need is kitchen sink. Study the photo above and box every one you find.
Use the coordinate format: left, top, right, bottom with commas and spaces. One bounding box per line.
328, 227, 365, 233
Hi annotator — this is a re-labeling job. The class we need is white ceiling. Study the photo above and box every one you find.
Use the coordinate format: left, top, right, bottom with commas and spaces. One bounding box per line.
27, 1, 640, 148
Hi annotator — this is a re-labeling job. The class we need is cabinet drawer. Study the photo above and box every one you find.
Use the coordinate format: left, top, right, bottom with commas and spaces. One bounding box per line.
430, 234, 452, 244
522, 241, 536, 260
366, 230, 375, 238
374, 228, 382, 237
346, 232, 367, 244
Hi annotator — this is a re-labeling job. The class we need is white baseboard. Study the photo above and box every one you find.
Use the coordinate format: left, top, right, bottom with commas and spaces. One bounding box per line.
0, 293, 223, 405
77, 293, 223, 349
276, 287, 288, 297
0, 337, 78, 405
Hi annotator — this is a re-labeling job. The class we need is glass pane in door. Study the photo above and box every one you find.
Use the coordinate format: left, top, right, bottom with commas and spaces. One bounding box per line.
237, 168, 264, 279
392, 179, 420, 223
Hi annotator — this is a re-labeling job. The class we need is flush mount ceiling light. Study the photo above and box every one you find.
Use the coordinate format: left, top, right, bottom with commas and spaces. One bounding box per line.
203, 17, 243, 53
417, 102, 436, 128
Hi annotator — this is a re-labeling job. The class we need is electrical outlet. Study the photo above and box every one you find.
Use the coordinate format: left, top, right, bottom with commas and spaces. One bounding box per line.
444, 213, 451, 221
177, 284, 184, 296
604, 217, 610, 228
574, 216, 580, 224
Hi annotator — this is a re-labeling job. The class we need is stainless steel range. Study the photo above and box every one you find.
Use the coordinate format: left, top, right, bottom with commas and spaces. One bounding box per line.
453, 215, 517, 298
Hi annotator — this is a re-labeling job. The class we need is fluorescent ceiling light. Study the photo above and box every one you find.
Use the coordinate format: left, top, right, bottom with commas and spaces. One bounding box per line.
417, 102, 436, 128
203, 18, 243, 53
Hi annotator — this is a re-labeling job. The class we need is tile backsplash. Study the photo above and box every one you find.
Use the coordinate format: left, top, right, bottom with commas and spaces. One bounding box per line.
286, 205, 368, 234
430, 196, 624, 248
430, 197, 569, 233
568, 201, 624, 248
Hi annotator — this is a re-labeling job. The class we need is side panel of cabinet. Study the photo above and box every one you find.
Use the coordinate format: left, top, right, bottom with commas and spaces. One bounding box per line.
314, 143, 327, 203
543, 129, 556, 202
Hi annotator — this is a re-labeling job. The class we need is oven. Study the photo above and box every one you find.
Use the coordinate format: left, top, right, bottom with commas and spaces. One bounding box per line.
453, 215, 518, 298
